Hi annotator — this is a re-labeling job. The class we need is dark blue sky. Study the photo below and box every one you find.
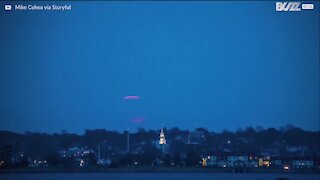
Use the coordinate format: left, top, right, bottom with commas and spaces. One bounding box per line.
0, 1, 319, 133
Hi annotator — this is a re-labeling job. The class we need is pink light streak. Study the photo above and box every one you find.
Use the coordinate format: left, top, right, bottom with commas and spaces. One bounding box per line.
123, 96, 140, 100
131, 117, 144, 124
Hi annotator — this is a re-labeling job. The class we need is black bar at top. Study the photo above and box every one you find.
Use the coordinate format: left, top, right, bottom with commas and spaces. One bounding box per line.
0, 0, 318, 2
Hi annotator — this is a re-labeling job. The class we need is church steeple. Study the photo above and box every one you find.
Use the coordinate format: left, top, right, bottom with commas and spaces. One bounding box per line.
159, 128, 166, 145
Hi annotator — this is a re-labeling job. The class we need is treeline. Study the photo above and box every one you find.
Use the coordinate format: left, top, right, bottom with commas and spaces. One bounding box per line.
0, 125, 319, 162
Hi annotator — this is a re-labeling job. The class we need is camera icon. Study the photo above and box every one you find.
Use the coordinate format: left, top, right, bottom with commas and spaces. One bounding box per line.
5, 4, 12, 11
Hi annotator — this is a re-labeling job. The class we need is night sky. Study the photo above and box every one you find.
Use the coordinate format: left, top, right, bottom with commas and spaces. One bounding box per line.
0, 1, 319, 133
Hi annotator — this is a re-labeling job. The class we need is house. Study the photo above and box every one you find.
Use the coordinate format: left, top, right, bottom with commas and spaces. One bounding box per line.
270, 157, 282, 167
28, 160, 48, 168
58, 146, 96, 158
292, 159, 314, 169
97, 158, 112, 166
206, 155, 218, 166
217, 159, 228, 168
248, 159, 258, 168
247, 154, 260, 168
286, 146, 309, 156
202, 155, 218, 167
227, 155, 248, 168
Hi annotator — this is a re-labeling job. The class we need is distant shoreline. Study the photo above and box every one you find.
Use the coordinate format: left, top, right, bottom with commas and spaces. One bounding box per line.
1, 167, 319, 174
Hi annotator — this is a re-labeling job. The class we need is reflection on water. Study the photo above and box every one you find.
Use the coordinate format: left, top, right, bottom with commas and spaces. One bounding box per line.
0, 173, 319, 180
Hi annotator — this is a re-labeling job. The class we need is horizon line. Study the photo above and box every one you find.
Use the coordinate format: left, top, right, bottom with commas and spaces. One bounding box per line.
1, 124, 319, 135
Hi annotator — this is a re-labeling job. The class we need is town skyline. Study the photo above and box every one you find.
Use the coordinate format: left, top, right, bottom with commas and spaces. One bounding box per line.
1, 124, 319, 172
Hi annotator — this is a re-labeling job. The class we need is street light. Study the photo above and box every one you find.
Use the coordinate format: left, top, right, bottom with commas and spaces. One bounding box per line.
127, 128, 130, 154
97, 140, 108, 164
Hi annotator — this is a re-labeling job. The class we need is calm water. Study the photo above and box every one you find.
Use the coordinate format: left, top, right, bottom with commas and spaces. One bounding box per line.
0, 173, 319, 180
